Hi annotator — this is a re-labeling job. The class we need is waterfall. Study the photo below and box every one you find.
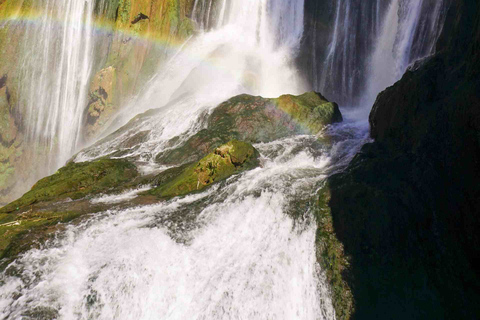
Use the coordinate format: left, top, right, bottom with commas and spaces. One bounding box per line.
19, 0, 95, 170
102, 0, 306, 138
313, 0, 385, 106
1, 1, 351, 318
1, 142, 342, 318
309, 0, 449, 106
365, 0, 450, 104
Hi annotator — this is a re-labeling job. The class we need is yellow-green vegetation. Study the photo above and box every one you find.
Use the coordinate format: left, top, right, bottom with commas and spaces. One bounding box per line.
274, 91, 343, 134
149, 140, 259, 198
0, 210, 82, 260
315, 183, 354, 320
1, 159, 138, 213
0, 0, 34, 19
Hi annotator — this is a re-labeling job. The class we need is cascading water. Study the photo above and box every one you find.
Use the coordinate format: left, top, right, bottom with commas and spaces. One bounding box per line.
307, 0, 449, 106
1, 0, 350, 319
304, 0, 386, 106
365, 0, 450, 104
96, 0, 306, 145
0, 0, 454, 318
19, 0, 95, 171
1, 134, 352, 319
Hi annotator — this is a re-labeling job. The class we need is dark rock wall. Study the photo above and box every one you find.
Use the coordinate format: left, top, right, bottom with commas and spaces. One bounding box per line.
327, 0, 480, 318
298, 0, 386, 105
299, 0, 450, 106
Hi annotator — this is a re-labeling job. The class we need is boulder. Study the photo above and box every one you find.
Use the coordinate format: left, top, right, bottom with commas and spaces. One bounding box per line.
1, 159, 139, 214
147, 140, 260, 198
156, 92, 342, 164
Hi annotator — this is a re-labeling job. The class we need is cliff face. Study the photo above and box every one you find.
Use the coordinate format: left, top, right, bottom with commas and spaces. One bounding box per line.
326, 0, 480, 318
87, 0, 195, 138
298, 0, 388, 105
0, 0, 195, 204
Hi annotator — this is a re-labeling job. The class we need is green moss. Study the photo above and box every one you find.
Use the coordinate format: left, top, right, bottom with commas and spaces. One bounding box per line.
156, 92, 342, 165
315, 183, 354, 320
0, 210, 83, 260
274, 91, 343, 134
118, 0, 132, 25
148, 140, 259, 198
0, 159, 138, 213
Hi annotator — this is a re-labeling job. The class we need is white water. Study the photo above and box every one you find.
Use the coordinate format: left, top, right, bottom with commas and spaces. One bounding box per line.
0, 131, 373, 319
365, 0, 448, 104
317, 0, 449, 106
1, 0, 352, 319
78, 0, 306, 163
19, 0, 95, 171
0, 0, 450, 318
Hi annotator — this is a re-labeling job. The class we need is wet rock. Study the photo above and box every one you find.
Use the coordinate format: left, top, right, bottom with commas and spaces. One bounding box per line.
0, 210, 83, 262
0, 140, 259, 262
86, 66, 117, 138
148, 140, 260, 198
1, 159, 139, 214
156, 92, 342, 164
323, 1, 480, 318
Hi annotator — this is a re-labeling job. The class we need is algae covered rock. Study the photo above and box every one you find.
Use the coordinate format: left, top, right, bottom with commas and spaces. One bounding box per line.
0, 210, 82, 261
149, 140, 259, 198
156, 92, 342, 164
0, 157, 141, 261
315, 183, 354, 320
1, 159, 139, 213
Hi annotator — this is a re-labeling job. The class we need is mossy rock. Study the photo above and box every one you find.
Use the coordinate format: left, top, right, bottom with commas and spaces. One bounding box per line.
0, 159, 139, 213
0, 210, 82, 261
274, 91, 343, 133
156, 92, 342, 165
315, 183, 354, 320
148, 140, 259, 198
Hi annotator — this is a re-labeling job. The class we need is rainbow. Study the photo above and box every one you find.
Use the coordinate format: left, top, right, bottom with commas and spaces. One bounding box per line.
0, 7, 189, 53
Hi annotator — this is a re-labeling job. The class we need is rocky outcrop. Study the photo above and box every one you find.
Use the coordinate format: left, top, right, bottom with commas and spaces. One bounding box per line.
0, 90, 341, 266
0, 158, 139, 262
86, 66, 118, 137
0, 0, 196, 202
322, 0, 480, 318
148, 140, 259, 198
87, 0, 196, 137
156, 92, 342, 164
0, 140, 259, 262
0, 159, 139, 214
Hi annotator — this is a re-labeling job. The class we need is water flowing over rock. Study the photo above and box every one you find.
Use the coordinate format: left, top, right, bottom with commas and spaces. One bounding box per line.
0, 89, 349, 319
300, 0, 450, 106
324, 0, 480, 318
20, 0, 95, 168
1, 0, 479, 319
0, 0, 195, 204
